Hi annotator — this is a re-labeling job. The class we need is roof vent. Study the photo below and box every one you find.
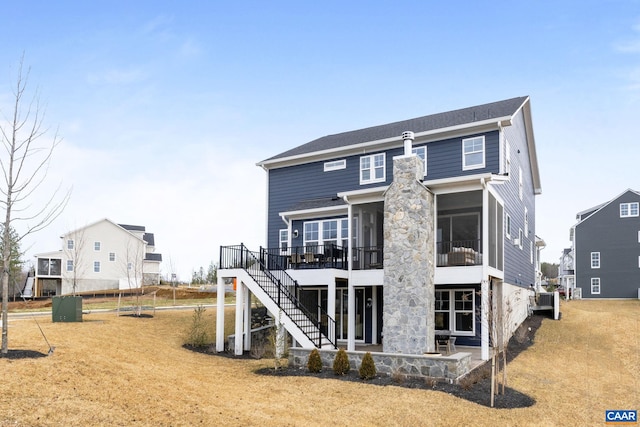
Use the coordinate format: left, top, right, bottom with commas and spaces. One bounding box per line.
402, 131, 415, 156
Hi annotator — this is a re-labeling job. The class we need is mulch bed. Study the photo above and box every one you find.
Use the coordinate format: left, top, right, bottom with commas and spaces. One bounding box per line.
194, 314, 546, 409
0, 349, 49, 359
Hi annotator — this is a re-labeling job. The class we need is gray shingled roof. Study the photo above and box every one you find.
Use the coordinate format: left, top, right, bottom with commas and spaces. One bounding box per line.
284, 196, 347, 212
263, 96, 528, 162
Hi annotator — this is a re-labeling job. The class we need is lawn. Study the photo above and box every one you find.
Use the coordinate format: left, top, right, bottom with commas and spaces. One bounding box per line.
0, 300, 638, 426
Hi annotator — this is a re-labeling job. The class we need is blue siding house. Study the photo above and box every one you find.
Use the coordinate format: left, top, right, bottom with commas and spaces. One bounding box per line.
219, 96, 542, 364
572, 189, 640, 299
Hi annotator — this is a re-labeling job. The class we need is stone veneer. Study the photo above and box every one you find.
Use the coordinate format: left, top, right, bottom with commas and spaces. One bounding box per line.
382, 154, 435, 354
288, 347, 472, 382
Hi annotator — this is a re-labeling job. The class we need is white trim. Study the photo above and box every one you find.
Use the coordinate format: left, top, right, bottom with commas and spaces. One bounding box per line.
620, 202, 639, 217
359, 153, 386, 185
591, 252, 601, 269
257, 117, 508, 169
462, 136, 485, 171
412, 145, 427, 176
324, 159, 346, 172
280, 204, 347, 221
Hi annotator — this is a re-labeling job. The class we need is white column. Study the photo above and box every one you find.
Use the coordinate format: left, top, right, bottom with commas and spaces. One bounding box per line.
216, 276, 226, 352
347, 281, 355, 351
234, 280, 244, 356
244, 288, 252, 350
328, 280, 336, 343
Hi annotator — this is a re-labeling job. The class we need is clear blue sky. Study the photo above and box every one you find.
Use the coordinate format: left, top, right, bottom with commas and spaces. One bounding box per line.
1, 1, 639, 280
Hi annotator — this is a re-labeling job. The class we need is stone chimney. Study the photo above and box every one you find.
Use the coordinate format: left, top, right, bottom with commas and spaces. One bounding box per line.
382, 132, 435, 354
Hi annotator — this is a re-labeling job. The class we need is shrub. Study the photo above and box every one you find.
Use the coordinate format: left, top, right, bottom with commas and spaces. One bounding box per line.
332, 348, 350, 375
358, 352, 377, 380
307, 348, 323, 373
184, 305, 210, 347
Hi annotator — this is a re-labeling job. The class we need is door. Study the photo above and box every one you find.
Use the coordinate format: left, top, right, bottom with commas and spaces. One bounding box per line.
336, 288, 365, 341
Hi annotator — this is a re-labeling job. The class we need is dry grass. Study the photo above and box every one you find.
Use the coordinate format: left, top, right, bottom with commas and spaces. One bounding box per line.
1, 300, 638, 426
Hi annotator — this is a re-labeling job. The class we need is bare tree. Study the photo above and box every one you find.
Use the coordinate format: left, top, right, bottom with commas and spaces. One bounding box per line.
122, 240, 144, 316
63, 226, 87, 296
0, 56, 71, 353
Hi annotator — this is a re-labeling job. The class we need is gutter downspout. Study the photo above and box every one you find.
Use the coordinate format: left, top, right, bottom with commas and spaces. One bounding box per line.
481, 177, 490, 361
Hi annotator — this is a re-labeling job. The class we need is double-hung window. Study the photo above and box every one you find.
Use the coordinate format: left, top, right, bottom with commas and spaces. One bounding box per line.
67, 239, 74, 250
620, 202, 639, 217
94, 261, 101, 273
94, 241, 101, 251
591, 252, 600, 268
462, 136, 485, 170
304, 222, 319, 252
434, 289, 475, 335
322, 220, 338, 246
412, 145, 427, 176
66, 260, 74, 272
279, 229, 288, 253
360, 153, 385, 184
591, 278, 601, 294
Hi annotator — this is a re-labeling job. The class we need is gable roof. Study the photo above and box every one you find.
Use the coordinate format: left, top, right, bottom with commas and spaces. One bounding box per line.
260, 96, 529, 166
575, 188, 640, 224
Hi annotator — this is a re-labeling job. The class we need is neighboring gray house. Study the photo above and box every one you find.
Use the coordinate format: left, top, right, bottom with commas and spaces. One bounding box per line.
219, 96, 542, 366
571, 189, 640, 299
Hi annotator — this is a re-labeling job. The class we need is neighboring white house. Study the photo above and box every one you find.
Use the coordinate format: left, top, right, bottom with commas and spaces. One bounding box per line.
33, 219, 162, 296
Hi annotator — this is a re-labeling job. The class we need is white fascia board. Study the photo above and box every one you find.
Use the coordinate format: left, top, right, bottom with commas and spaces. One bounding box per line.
521, 98, 542, 195
424, 173, 493, 193
258, 118, 510, 170
34, 250, 64, 258
337, 186, 388, 204
279, 204, 348, 221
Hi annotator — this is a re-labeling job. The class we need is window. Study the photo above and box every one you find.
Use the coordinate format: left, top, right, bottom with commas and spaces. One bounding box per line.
412, 145, 427, 176
303, 218, 350, 250
109, 252, 116, 262
304, 222, 319, 251
360, 153, 385, 184
66, 260, 74, 272
518, 228, 523, 249
524, 208, 529, 236
435, 289, 475, 335
127, 262, 133, 270
94, 261, 101, 273
462, 136, 485, 170
530, 241, 534, 264
324, 159, 346, 172
591, 278, 601, 294
620, 202, 639, 217
94, 241, 101, 251
37, 258, 62, 276
505, 213, 511, 239
67, 239, 74, 250
435, 291, 450, 330
322, 220, 338, 245
518, 167, 523, 200
591, 252, 600, 269
279, 229, 288, 253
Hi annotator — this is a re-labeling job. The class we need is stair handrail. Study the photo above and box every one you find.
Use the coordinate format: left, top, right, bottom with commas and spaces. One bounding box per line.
220, 244, 337, 348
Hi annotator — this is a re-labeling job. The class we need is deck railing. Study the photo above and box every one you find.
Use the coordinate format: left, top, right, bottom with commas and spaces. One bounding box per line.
220, 244, 337, 348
